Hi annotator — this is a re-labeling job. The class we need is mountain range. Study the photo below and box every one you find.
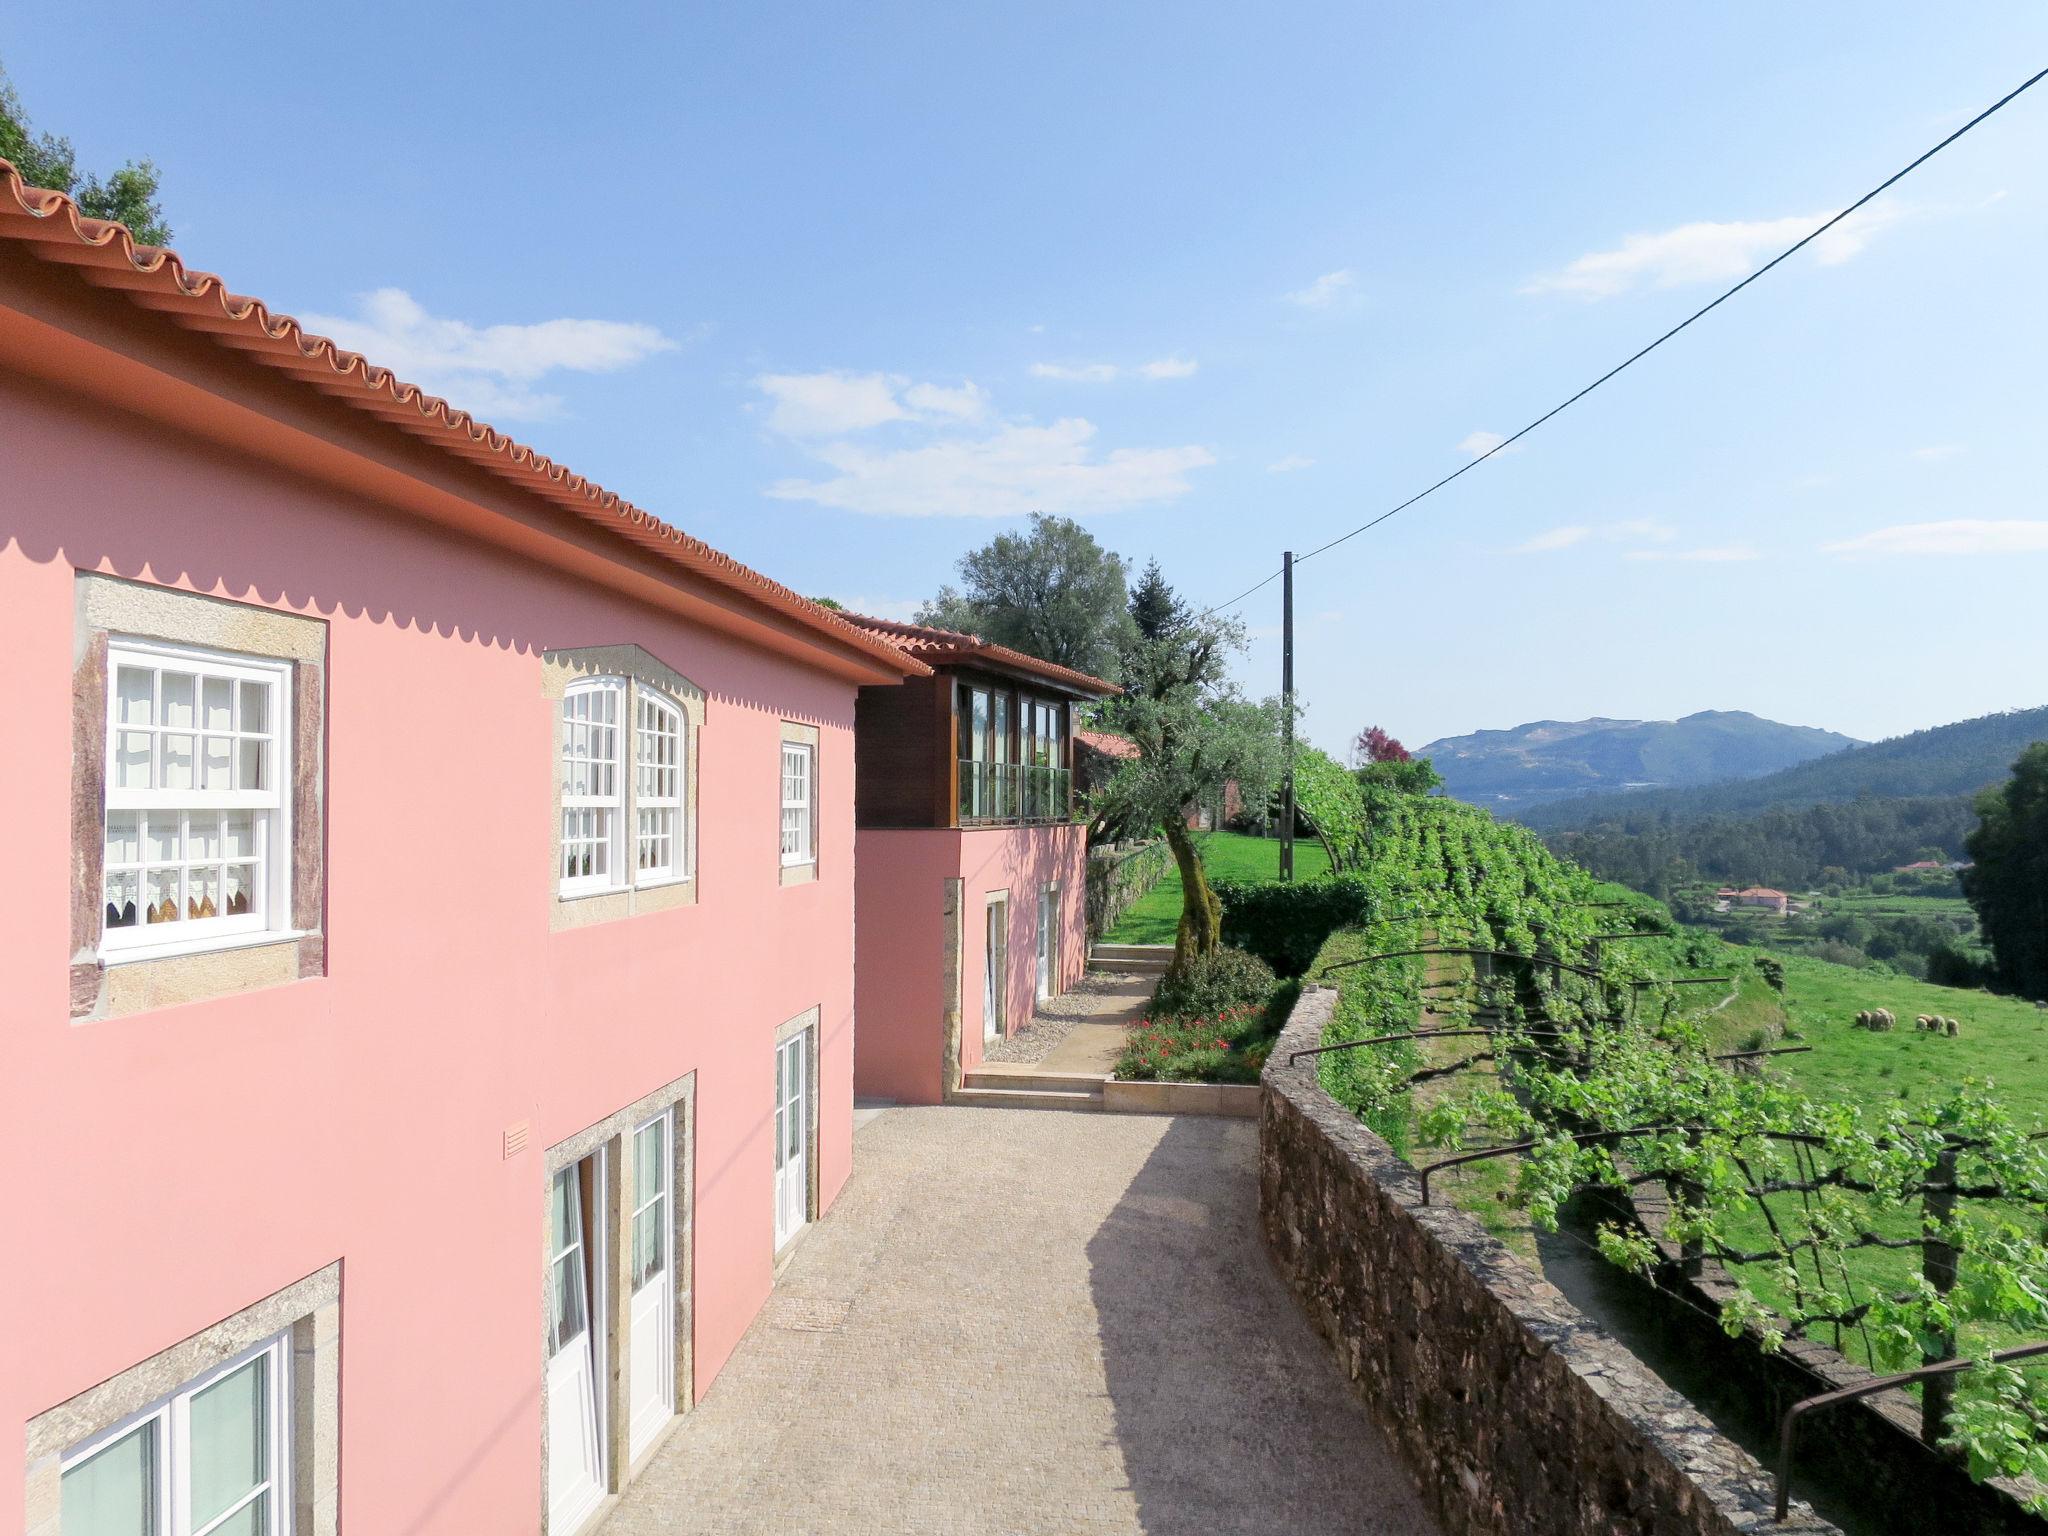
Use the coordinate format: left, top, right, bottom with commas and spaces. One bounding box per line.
1418, 711, 1859, 809
1517, 705, 2048, 831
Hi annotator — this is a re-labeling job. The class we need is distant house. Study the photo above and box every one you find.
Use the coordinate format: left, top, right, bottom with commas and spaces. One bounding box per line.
1714, 887, 1741, 900
1894, 860, 1947, 873
1732, 886, 1790, 915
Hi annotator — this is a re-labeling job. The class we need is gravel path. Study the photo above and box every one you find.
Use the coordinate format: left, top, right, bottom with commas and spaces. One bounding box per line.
606, 1107, 1438, 1536
982, 971, 1155, 1063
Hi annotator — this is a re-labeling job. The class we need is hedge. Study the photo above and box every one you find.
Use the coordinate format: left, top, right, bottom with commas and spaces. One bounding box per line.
1213, 875, 1377, 977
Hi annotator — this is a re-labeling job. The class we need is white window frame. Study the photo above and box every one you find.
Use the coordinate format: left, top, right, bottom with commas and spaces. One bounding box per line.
59, 1331, 292, 1536
101, 637, 294, 964
779, 742, 815, 868
634, 689, 688, 887
560, 676, 628, 897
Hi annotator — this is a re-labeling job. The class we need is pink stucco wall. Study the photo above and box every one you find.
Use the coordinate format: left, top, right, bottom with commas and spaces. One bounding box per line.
0, 370, 870, 1533
853, 824, 1087, 1103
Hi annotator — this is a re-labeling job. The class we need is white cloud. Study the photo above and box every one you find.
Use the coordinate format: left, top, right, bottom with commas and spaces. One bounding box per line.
1523, 201, 1907, 298
1514, 525, 1592, 553
754, 371, 988, 435
1458, 429, 1511, 457
1824, 520, 2048, 557
1284, 269, 1357, 308
1511, 519, 1679, 555
1028, 357, 1198, 383
767, 417, 1214, 519
1624, 544, 1762, 563
1911, 443, 1966, 462
1267, 454, 1315, 474
298, 287, 675, 421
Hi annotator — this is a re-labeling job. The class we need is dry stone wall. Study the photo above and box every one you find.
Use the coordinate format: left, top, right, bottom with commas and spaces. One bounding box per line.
1260, 985, 1836, 1536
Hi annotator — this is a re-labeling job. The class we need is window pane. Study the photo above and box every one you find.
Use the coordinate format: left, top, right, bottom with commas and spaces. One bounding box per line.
202, 677, 233, 731
635, 1120, 666, 1201
202, 735, 234, 790
160, 673, 195, 730
115, 667, 155, 727
188, 1355, 266, 1528
550, 1253, 587, 1354
224, 813, 255, 859
238, 680, 269, 734
106, 812, 139, 866
188, 812, 221, 861
237, 740, 266, 792
162, 734, 195, 790
116, 731, 153, 790
146, 869, 181, 925
632, 1205, 665, 1291
145, 817, 181, 865
199, 1498, 266, 1536
550, 1168, 577, 1255
224, 865, 257, 917
105, 870, 140, 930
60, 1419, 156, 1536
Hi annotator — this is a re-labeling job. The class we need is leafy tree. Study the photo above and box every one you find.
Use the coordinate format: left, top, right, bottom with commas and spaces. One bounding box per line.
1356, 756, 1443, 798
1093, 576, 1282, 971
1352, 725, 1411, 765
1963, 744, 2048, 999
917, 513, 1133, 680
0, 60, 171, 245
809, 596, 843, 610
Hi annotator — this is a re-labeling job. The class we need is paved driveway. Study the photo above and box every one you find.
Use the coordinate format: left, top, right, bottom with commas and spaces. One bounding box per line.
607, 1107, 1436, 1536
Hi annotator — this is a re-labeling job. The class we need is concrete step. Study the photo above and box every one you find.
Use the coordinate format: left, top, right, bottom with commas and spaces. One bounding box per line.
1090, 956, 1170, 976
1091, 943, 1175, 962
951, 1084, 1102, 1112
963, 1068, 1109, 1094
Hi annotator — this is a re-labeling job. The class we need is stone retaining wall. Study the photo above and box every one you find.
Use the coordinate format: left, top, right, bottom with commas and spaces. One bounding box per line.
1085, 839, 1171, 942
1259, 986, 1836, 1536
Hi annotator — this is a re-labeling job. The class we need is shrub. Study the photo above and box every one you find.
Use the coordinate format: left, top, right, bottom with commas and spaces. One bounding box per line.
1755, 954, 1786, 993
1153, 945, 1277, 1019
1213, 875, 1376, 976
1114, 1004, 1267, 1083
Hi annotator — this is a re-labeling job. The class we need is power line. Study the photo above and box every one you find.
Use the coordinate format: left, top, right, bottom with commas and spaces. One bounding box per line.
1200, 64, 2048, 618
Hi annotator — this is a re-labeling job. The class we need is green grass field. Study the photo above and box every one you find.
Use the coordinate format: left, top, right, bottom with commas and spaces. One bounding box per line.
1103, 830, 1334, 944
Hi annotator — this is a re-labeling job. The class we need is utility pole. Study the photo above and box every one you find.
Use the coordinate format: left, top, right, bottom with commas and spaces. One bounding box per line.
1280, 550, 1295, 881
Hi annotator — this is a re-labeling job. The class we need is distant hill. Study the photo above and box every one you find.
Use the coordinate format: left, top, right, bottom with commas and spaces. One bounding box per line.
1520, 706, 2048, 831
1419, 711, 1859, 809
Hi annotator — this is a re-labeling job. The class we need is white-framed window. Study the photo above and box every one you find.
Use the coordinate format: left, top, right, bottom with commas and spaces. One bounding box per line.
102, 639, 293, 961
779, 742, 815, 867
635, 690, 685, 885
60, 1332, 291, 1536
561, 677, 626, 894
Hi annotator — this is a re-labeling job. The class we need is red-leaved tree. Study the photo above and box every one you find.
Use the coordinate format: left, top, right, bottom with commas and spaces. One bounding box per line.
1353, 725, 1411, 765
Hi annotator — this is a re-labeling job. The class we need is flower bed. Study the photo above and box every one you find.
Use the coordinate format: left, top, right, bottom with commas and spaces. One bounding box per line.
1113, 980, 1300, 1084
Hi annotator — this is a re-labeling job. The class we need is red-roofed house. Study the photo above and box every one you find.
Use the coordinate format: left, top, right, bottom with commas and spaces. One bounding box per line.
845, 617, 1118, 1103
1732, 887, 1791, 915
0, 157, 928, 1534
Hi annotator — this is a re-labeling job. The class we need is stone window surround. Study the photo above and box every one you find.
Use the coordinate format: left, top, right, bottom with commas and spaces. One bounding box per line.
772, 1006, 822, 1263
540, 1071, 697, 1530
70, 574, 327, 1022
542, 646, 705, 932
777, 721, 821, 888
23, 1261, 343, 1536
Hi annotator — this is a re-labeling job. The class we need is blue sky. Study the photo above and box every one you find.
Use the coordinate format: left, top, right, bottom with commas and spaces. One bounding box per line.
9, 4, 2046, 754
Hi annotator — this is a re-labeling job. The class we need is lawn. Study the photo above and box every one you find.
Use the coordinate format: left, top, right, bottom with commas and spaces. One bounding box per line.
1103, 830, 1334, 945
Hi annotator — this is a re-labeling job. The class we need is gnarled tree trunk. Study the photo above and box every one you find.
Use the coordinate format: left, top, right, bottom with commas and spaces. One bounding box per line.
1163, 815, 1221, 974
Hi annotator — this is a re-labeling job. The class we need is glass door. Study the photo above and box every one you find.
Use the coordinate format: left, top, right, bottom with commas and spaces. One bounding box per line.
547, 1158, 606, 1531
627, 1110, 675, 1460
985, 897, 1007, 1042
1037, 885, 1057, 1000
774, 1033, 809, 1249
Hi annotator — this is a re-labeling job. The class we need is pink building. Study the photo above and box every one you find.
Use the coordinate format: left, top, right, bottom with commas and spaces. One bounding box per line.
845, 619, 1116, 1104
0, 162, 928, 1535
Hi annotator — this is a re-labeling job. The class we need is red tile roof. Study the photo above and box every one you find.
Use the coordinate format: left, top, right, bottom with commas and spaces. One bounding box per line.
843, 615, 1118, 697
1076, 729, 1139, 759
0, 158, 926, 680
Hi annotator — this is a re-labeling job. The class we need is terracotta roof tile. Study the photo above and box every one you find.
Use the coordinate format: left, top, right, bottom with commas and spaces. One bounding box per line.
0, 158, 926, 680
841, 614, 1118, 697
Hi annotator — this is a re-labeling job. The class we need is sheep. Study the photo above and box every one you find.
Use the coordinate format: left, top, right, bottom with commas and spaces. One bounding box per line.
1946, 1017, 1961, 1037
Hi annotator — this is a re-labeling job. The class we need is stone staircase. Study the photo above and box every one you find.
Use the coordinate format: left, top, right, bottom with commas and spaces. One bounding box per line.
953, 1068, 1104, 1112
1088, 942, 1173, 977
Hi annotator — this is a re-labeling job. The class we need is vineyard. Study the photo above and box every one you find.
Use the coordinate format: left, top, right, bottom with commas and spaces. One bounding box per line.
1290, 749, 2048, 1510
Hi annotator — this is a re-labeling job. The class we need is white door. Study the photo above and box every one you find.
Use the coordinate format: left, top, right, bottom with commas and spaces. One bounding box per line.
984, 898, 1007, 1042
774, 1033, 809, 1250
627, 1110, 675, 1460
547, 1159, 606, 1532
1037, 886, 1057, 1000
